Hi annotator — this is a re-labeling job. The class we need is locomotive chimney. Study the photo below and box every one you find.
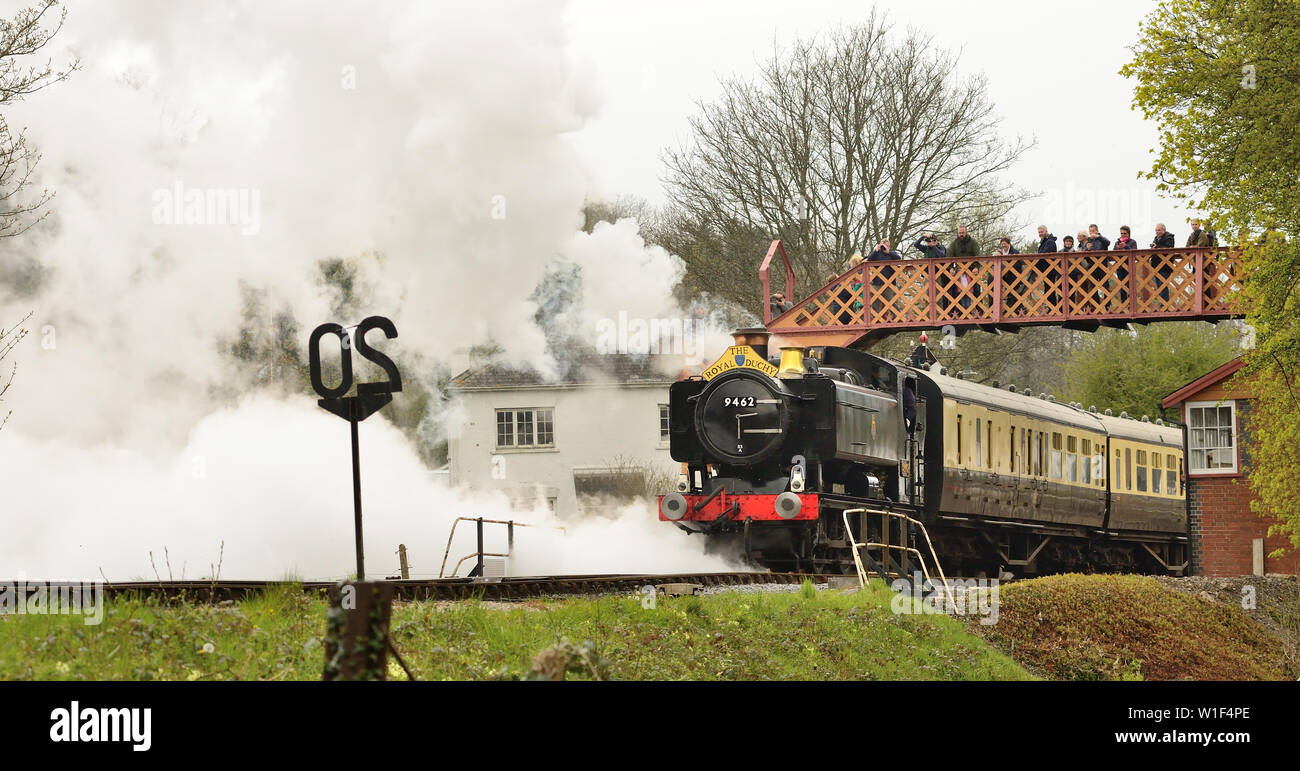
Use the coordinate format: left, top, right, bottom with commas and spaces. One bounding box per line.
731, 327, 770, 359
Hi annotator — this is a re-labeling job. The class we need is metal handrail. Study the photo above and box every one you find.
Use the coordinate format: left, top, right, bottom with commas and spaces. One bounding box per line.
438, 516, 566, 578
842, 507, 951, 603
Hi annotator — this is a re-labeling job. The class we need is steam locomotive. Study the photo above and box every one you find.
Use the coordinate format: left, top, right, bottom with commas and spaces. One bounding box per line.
658, 329, 1188, 577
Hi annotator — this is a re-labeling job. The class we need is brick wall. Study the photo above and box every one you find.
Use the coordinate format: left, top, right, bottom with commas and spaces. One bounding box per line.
1188, 400, 1300, 576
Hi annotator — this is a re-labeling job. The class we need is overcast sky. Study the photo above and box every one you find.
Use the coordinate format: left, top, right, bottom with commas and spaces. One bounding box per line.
563, 0, 1195, 246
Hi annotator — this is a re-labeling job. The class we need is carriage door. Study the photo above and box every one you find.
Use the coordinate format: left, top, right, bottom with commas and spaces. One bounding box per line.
903, 376, 925, 505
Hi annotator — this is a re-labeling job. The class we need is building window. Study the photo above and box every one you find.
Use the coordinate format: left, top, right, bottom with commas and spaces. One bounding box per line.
1187, 401, 1237, 474
495, 408, 555, 449
658, 404, 671, 443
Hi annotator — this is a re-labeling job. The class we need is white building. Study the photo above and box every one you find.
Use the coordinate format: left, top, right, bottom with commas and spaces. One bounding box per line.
447, 353, 683, 516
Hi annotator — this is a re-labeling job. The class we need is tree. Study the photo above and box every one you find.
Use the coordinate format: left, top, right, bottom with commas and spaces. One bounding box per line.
1061, 322, 1244, 419
662, 12, 1032, 310
873, 325, 1081, 395
1, 0, 78, 238
0, 2, 75, 433
1123, 0, 1300, 552
0, 310, 30, 431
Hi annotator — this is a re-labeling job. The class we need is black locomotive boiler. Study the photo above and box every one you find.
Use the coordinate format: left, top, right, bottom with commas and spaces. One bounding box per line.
659, 330, 1188, 577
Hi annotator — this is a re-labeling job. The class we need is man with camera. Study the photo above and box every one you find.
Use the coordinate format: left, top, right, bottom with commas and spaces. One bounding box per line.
913, 232, 947, 259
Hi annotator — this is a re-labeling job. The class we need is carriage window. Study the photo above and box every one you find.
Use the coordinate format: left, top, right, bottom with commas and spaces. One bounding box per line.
1135, 450, 1149, 493
1125, 448, 1132, 490
1050, 432, 1062, 479
1081, 439, 1092, 484
1039, 433, 1046, 477
974, 418, 981, 468
956, 414, 963, 465
1152, 463, 1161, 493
1010, 425, 1016, 473
987, 420, 993, 469
1021, 429, 1029, 476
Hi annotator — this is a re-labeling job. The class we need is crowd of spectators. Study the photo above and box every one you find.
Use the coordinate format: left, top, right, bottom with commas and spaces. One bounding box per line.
768, 218, 1220, 318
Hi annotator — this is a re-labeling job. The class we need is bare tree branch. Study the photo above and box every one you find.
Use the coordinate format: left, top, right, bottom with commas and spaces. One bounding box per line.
661, 14, 1033, 309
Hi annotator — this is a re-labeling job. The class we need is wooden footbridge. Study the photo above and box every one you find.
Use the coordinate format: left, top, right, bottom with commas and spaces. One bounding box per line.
760, 240, 1246, 347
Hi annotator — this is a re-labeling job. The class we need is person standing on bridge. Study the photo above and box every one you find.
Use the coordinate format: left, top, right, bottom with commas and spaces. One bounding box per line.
1152, 222, 1179, 304
1086, 224, 1111, 252
1186, 219, 1211, 247
1036, 226, 1058, 253
1114, 226, 1138, 250
1076, 230, 1091, 250
949, 226, 980, 257
913, 232, 947, 259
1151, 223, 1175, 248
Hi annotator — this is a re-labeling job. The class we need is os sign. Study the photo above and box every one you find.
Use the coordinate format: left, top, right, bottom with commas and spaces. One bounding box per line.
307, 315, 402, 580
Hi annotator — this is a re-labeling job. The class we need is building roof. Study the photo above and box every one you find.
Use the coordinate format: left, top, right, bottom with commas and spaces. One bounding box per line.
1160, 356, 1246, 409
450, 351, 681, 390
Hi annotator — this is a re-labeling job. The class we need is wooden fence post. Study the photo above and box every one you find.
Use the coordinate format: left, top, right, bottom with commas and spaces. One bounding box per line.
323, 581, 396, 681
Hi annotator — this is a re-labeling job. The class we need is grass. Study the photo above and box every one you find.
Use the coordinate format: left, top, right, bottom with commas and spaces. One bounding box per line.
0, 581, 1032, 681
976, 573, 1298, 681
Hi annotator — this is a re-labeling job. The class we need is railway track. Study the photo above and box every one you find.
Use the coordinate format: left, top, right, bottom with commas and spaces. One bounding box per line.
94, 571, 835, 602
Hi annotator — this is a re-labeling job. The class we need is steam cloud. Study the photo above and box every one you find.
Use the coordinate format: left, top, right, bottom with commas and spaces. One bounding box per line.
0, 1, 737, 579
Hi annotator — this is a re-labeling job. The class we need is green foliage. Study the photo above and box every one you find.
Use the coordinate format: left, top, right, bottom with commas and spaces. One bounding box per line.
0, 583, 1031, 681
1122, 0, 1300, 548
1061, 322, 1242, 418
873, 326, 1079, 397
980, 574, 1295, 680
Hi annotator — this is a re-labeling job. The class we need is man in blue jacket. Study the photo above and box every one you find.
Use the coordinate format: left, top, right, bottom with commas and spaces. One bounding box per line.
1086, 224, 1110, 252
1036, 225, 1058, 253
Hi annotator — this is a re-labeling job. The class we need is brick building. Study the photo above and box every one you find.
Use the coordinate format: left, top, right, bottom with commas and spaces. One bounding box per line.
1162, 357, 1300, 576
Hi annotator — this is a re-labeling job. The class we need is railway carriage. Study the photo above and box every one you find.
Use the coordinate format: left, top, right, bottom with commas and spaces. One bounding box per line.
658, 329, 1189, 577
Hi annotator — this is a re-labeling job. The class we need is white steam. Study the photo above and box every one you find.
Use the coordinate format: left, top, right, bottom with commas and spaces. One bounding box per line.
0, 1, 736, 579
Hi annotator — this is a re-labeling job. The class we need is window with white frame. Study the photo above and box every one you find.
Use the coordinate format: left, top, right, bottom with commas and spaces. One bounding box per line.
658, 404, 671, 443
1187, 401, 1237, 474
495, 407, 555, 449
